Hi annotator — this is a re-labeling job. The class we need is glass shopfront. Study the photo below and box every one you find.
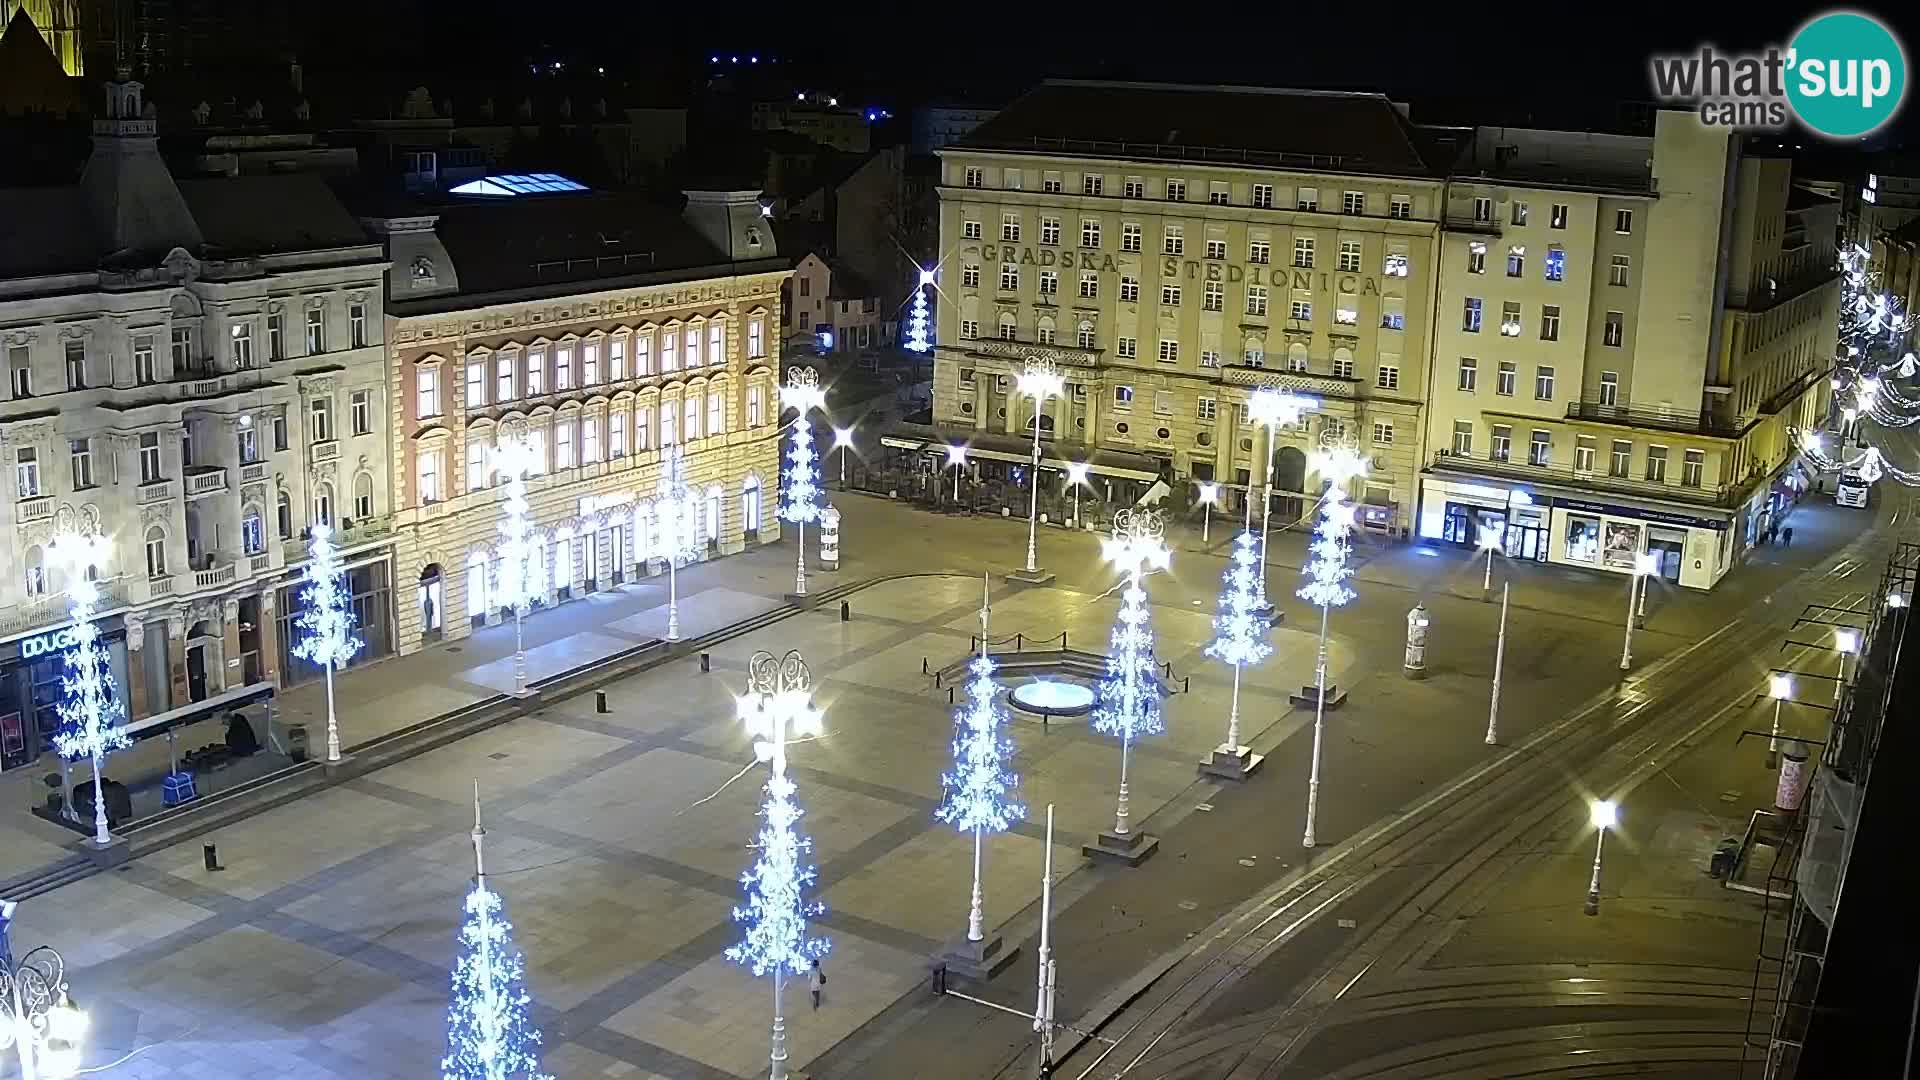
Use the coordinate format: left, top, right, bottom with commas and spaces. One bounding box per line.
0, 625, 130, 772
277, 559, 395, 687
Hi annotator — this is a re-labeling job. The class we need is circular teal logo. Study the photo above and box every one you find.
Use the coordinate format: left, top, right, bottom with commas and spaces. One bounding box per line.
1787, 11, 1908, 138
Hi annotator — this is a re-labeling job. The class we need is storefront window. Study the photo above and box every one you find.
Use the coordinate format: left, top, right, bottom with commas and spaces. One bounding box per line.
1601, 521, 1643, 569
276, 561, 394, 686
1565, 515, 1600, 563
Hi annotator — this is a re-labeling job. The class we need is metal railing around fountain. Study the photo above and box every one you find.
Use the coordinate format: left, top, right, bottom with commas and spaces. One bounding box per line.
921, 631, 1188, 699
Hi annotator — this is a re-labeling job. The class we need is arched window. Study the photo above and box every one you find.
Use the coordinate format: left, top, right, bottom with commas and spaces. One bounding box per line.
1036, 315, 1056, 345
241, 505, 265, 555
353, 471, 374, 520
1332, 345, 1355, 380
144, 527, 167, 578
1287, 341, 1310, 372
276, 489, 292, 538
741, 474, 762, 534
997, 313, 1018, 342
313, 481, 334, 528
22, 545, 44, 597
705, 485, 723, 545
467, 550, 489, 619
1077, 321, 1096, 350
633, 502, 652, 563
1244, 336, 1266, 368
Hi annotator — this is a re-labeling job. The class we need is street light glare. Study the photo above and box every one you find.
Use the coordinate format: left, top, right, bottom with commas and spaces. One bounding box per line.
833, 426, 855, 448
1889, 593, 1909, 609
1477, 525, 1502, 551
946, 444, 968, 465
1066, 461, 1090, 485
1590, 800, 1618, 829
1633, 552, 1660, 576
1836, 628, 1861, 654
1769, 673, 1793, 699
1198, 482, 1218, 503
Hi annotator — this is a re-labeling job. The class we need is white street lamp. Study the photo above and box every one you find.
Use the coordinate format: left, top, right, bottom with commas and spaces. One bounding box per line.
1299, 438, 1367, 849
1834, 627, 1860, 704
1618, 552, 1659, 671
1096, 510, 1171, 840
832, 426, 855, 490
1584, 799, 1617, 915
1477, 524, 1501, 602
0, 903, 87, 1080
1246, 388, 1319, 607
1888, 592, 1909, 609
1485, 582, 1510, 745
47, 530, 127, 848
1016, 359, 1065, 575
1767, 673, 1792, 768
1197, 482, 1219, 546
946, 444, 968, 504
492, 431, 543, 690
1065, 461, 1089, 529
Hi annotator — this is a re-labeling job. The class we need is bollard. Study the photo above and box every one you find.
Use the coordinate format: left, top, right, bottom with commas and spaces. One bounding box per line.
595, 690, 609, 714
1183, 677, 1190, 693
700, 652, 711, 673
840, 600, 850, 622
935, 672, 942, 688
931, 963, 948, 996
922, 657, 930, 675
948, 687, 955, 704
203, 842, 223, 872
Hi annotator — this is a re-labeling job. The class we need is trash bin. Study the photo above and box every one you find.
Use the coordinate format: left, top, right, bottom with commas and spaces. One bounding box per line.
1710, 839, 1740, 880
287, 724, 309, 764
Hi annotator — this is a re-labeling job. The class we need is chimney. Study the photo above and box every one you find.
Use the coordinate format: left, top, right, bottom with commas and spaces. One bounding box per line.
682, 189, 774, 262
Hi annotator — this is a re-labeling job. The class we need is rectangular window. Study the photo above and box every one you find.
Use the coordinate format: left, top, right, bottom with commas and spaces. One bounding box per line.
1507, 245, 1525, 277
1161, 283, 1182, 306
1376, 363, 1400, 390
416, 367, 440, 418
1081, 219, 1101, 248
1079, 271, 1098, 298
1544, 247, 1566, 282
466, 360, 486, 407
685, 328, 703, 369
583, 341, 600, 384
1205, 239, 1226, 260
748, 319, 765, 359
1208, 183, 1229, 206
1000, 264, 1019, 291
999, 318, 1017, 341
309, 397, 332, 442
1384, 245, 1409, 277
1342, 190, 1365, 215
1463, 297, 1483, 332
1609, 439, 1631, 477
349, 303, 368, 348
1390, 194, 1412, 219
1338, 240, 1361, 272
1040, 270, 1059, 296
1575, 436, 1596, 473
227, 324, 253, 370
1246, 286, 1268, 316
1501, 301, 1522, 337
1113, 385, 1134, 408
1333, 354, 1354, 379
1511, 201, 1529, 226
1683, 449, 1705, 487
68, 438, 91, 490
1599, 371, 1619, 406
1163, 224, 1184, 255
1452, 420, 1473, 456
1002, 213, 1021, 242
636, 334, 654, 375
1293, 236, 1315, 268
61, 340, 85, 390
1124, 178, 1145, 198
610, 337, 627, 379
963, 220, 982, 240
1080, 324, 1098, 349
1252, 184, 1274, 208
1296, 187, 1319, 211
1120, 276, 1140, 303
709, 391, 725, 436
964, 166, 983, 188
1535, 365, 1555, 400
1381, 300, 1406, 330
1373, 421, 1394, 445
497, 353, 516, 401
305, 308, 324, 353
1122, 223, 1142, 252
527, 348, 547, 394
554, 420, 575, 469
1645, 444, 1667, 482
1473, 196, 1492, 222
170, 327, 192, 373
1154, 390, 1173, 416
1496, 361, 1517, 396
610, 410, 627, 457
139, 433, 161, 483
1467, 242, 1486, 274
467, 440, 488, 491
1290, 299, 1313, 322
236, 427, 257, 464
1540, 305, 1561, 341
1603, 311, 1624, 347
1203, 281, 1223, 311
1458, 356, 1478, 391
1165, 178, 1186, 201
1200, 349, 1220, 368
267, 314, 285, 360
418, 448, 442, 502
1491, 424, 1512, 462
1335, 298, 1358, 325
352, 389, 372, 434
584, 417, 601, 462
1157, 339, 1179, 364
1615, 209, 1634, 234
15, 448, 38, 499
1082, 173, 1103, 196
134, 335, 157, 384
660, 330, 679, 371
1041, 217, 1061, 245
1609, 255, 1631, 287
1117, 337, 1137, 359
272, 413, 287, 452
1249, 240, 1270, 264
636, 406, 651, 449
1524, 429, 1550, 466
1197, 397, 1217, 420
962, 264, 980, 288
1037, 323, 1055, 345
961, 320, 979, 339
1551, 203, 1569, 229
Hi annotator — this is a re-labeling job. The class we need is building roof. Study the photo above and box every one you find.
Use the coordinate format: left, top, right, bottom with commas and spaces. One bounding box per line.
954, 80, 1438, 178
177, 174, 372, 254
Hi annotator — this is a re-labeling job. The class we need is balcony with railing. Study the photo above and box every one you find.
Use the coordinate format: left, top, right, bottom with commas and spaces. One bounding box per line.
136, 479, 174, 505
1429, 449, 1741, 508
15, 495, 53, 524
184, 466, 229, 498
1564, 400, 1751, 439
193, 561, 237, 590
309, 440, 339, 464
240, 461, 269, 484
281, 514, 395, 565
1221, 363, 1357, 399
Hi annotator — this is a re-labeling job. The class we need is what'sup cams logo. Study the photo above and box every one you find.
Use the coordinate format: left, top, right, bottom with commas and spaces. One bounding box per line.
1650, 10, 1908, 138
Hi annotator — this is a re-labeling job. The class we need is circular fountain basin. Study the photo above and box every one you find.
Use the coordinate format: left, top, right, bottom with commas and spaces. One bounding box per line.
1010, 679, 1096, 718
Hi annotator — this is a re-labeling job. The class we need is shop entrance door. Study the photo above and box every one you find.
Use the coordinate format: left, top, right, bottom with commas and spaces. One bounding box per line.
1504, 521, 1546, 561
186, 644, 208, 702
1647, 528, 1687, 581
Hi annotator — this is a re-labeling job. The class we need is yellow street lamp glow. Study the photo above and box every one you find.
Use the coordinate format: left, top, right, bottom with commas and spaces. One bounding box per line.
1835, 628, 1860, 655
1769, 673, 1793, 699
1590, 799, 1618, 830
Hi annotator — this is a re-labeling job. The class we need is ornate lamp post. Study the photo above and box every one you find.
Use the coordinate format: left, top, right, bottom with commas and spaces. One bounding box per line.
1247, 388, 1319, 608
1016, 358, 1065, 577
780, 367, 826, 597
491, 428, 542, 694
1088, 509, 1170, 864
1065, 461, 1090, 529
832, 426, 855, 490
1298, 436, 1367, 849
945, 444, 968, 504
1197, 482, 1219, 546
1618, 552, 1660, 671
1584, 799, 1618, 916
1477, 524, 1501, 602
0, 903, 87, 1080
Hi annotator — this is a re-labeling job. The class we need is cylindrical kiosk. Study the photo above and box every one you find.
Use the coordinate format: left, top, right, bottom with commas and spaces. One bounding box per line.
1404, 603, 1430, 679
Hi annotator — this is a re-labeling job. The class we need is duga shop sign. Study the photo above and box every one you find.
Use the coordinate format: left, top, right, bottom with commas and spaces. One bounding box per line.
19, 625, 83, 660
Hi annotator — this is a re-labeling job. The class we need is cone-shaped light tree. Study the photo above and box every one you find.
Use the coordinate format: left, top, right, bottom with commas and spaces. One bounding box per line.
653, 442, 703, 641
292, 523, 364, 762
1297, 438, 1367, 848
936, 575, 1025, 943
443, 782, 548, 1080
49, 529, 128, 847
1204, 530, 1273, 761
1093, 509, 1170, 838
904, 268, 934, 353
780, 367, 826, 597
727, 650, 830, 1080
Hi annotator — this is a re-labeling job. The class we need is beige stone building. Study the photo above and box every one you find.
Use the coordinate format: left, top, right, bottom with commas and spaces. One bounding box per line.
930, 80, 1446, 534
362, 184, 787, 653
1422, 113, 1838, 590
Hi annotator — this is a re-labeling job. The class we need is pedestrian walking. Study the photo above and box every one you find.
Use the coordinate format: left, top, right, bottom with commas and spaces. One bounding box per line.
809, 959, 826, 1010
1784, 525, 1794, 548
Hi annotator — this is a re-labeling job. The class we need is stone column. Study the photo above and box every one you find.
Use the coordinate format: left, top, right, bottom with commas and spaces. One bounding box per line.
973, 380, 988, 430
124, 616, 149, 721
258, 587, 281, 687
219, 598, 241, 693
165, 613, 188, 706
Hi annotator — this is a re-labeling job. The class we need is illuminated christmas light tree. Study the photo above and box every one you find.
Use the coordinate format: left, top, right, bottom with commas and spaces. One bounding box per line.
936, 575, 1025, 943
292, 523, 364, 763
50, 530, 128, 847
780, 367, 826, 596
443, 783, 548, 1080
1297, 439, 1367, 848
653, 442, 703, 641
1202, 530, 1273, 773
1093, 510, 1169, 841
904, 267, 934, 353
493, 431, 542, 696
